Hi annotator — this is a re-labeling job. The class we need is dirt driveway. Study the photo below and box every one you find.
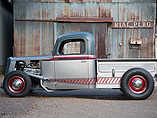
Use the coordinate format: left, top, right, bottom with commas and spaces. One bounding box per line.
0, 76, 157, 118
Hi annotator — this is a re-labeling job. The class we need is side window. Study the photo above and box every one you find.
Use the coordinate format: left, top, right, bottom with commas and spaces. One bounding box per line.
59, 39, 85, 55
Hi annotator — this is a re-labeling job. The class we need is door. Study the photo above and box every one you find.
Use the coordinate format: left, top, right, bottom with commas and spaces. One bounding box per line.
54, 38, 89, 89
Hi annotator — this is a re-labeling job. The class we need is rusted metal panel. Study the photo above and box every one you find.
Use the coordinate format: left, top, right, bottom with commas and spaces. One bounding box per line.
53, 23, 109, 58
84, 3, 98, 17
15, 17, 113, 23
15, 19, 56, 22
108, 2, 156, 58
14, 2, 112, 20
14, 2, 114, 20
118, 0, 156, 2
41, 22, 54, 55
99, 3, 112, 17
14, 1, 156, 59
14, 2, 41, 19
14, 21, 54, 57
56, 17, 113, 22
70, 3, 84, 17
15, 2, 154, 22
117, 2, 156, 24
126, 29, 141, 58
140, 29, 154, 58
97, 24, 108, 58
15, 0, 155, 3
14, 0, 109, 3
14, 21, 26, 57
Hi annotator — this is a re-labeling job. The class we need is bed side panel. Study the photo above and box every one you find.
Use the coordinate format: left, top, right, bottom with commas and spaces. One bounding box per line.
96, 60, 157, 88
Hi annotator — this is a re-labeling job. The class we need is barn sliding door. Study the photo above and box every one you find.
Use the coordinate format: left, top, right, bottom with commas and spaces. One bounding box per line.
54, 23, 109, 59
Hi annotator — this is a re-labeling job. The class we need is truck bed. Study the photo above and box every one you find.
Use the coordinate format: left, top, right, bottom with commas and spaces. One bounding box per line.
96, 58, 157, 88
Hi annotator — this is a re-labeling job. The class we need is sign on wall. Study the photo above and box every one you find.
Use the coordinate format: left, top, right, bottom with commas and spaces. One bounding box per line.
112, 21, 154, 28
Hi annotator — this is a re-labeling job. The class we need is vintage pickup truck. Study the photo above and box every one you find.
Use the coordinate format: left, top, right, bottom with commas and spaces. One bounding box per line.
1, 32, 156, 99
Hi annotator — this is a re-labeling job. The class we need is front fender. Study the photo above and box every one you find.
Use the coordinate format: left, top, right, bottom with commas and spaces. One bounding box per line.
5, 57, 16, 77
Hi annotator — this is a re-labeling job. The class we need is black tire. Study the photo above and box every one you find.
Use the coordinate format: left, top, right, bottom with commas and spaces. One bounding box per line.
119, 88, 124, 93
3, 71, 32, 97
120, 68, 154, 100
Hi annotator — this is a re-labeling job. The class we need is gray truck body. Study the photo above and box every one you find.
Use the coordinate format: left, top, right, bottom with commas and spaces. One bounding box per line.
2, 32, 156, 99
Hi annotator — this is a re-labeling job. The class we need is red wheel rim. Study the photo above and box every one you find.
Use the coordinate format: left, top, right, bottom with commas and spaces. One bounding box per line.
128, 75, 147, 94
8, 76, 25, 93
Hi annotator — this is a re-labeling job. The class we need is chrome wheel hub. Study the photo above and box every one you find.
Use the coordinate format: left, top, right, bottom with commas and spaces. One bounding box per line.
132, 79, 143, 90
12, 79, 23, 90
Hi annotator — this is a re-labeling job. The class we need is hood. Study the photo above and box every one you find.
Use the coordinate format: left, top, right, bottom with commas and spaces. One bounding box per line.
9, 55, 52, 61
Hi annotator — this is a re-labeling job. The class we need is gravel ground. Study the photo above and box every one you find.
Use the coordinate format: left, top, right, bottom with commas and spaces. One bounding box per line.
0, 76, 157, 118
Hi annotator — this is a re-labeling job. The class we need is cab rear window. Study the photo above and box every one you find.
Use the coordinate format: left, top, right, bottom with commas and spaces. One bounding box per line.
59, 39, 85, 55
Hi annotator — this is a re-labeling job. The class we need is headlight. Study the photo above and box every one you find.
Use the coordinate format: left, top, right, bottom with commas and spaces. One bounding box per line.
16, 61, 25, 70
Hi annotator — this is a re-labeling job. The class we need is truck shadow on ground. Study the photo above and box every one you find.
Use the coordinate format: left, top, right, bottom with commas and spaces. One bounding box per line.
28, 88, 130, 100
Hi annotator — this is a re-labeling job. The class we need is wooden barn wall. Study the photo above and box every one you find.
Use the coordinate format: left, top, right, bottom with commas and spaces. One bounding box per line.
14, 0, 156, 58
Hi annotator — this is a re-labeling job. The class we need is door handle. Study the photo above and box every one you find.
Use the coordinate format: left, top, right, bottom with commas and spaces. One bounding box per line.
81, 61, 87, 63
112, 69, 115, 77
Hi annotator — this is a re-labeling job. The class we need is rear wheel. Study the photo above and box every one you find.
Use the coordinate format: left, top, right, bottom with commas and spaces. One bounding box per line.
3, 71, 32, 97
121, 68, 154, 100
119, 88, 124, 93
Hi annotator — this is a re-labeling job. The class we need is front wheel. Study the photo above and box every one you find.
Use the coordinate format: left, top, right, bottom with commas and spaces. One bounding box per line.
121, 68, 154, 100
3, 71, 32, 97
